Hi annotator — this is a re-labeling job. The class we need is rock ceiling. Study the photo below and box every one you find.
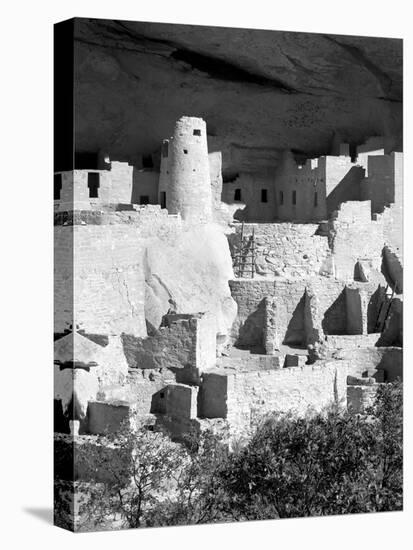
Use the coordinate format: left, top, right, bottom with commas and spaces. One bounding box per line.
74, 18, 402, 175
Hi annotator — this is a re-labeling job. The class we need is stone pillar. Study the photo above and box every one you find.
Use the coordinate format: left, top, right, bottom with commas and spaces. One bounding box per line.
263, 297, 280, 354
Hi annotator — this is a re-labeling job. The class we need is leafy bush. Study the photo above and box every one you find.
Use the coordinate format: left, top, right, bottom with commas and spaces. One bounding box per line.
71, 381, 402, 529
219, 380, 403, 519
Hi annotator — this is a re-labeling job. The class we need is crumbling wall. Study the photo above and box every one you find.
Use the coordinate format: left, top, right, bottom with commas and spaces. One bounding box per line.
199, 361, 348, 428
121, 313, 216, 384
333, 346, 402, 381
230, 277, 381, 349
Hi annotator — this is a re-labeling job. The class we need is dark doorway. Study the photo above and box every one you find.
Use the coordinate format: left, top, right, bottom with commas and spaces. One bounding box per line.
54, 174, 62, 200
261, 189, 268, 203
160, 191, 166, 209
87, 172, 100, 198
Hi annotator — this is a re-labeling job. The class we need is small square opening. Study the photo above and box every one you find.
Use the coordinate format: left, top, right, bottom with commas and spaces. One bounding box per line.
193, 129, 201, 136
142, 155, 154, 169
183, 149, 188, 154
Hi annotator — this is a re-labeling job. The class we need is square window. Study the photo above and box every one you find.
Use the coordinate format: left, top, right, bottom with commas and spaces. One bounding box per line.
193, 129, 201, 136
142, 155, 154, 168
183, 149, 188, 154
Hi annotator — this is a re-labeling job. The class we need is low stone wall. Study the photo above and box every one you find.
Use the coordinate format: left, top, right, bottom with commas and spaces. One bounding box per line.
333, 346, 402, 381
325, 334, 380, 350
199, 361, 348, 430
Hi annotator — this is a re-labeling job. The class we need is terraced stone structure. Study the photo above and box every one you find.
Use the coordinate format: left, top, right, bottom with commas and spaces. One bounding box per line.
54, 115, 403, 441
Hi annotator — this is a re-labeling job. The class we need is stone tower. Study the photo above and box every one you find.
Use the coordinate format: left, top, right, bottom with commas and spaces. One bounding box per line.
167, 116, 212, 223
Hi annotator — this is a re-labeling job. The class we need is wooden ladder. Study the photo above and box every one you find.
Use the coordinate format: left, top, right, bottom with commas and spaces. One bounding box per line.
234, 223, 256, 278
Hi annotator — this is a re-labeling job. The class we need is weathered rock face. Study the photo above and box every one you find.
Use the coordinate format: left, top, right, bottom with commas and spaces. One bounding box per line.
72, 18, 402, 176
144, 223, 237, 344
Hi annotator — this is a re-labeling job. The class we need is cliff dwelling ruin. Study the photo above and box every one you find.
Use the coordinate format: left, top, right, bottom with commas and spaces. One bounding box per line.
54, 18, 402, 449
54, 109, 403, 440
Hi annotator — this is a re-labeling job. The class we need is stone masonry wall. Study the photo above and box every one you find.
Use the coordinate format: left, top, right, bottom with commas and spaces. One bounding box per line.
328, 201, 384, 281
222, 172, 276, 222
229, 277, 382, 348
228, 223, 331, 279
199, 361, 348, 430
55, 162, 133, 211
121, 313, 216, 384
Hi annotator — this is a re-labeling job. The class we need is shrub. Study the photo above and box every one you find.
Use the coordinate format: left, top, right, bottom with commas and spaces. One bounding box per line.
218, 381, 403, 519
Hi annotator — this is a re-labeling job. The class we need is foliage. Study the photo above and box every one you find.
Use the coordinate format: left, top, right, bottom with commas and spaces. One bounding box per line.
219, 380, 403, 519
149, 427, 233, 526
77, 416, 187, 529
71, 381, 402, 529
